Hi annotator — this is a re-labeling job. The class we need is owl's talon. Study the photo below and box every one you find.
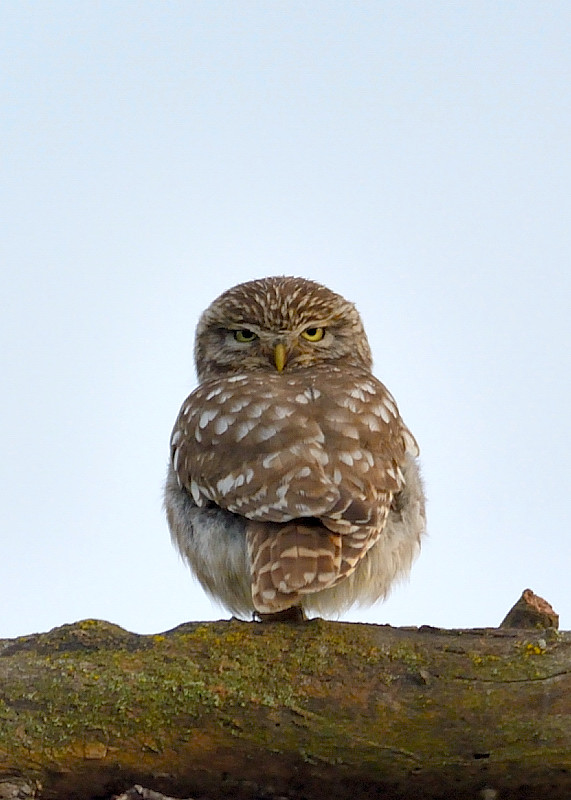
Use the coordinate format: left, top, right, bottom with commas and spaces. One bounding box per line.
255, 606, 307, 623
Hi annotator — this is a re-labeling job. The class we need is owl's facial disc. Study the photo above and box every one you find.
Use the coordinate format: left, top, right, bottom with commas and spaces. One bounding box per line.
193, 276, 374, 380
227, 324, 331, 373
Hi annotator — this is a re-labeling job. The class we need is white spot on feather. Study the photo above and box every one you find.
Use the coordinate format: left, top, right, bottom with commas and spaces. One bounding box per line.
216, 474, 240, 496
228, 397, 251, 413
199, 408, 218, 428
382, 396, 398, 417
254, 425, 279, 442
379, 405, 392, 424
190, 480, 203, 505
235, 419, 258, 441
349, 387, 366, 401
273, 405, 295, 419
340, 396, 359, 413
172, 446, 181, 472
213, 415, 234, 435
262, 452, 280, 469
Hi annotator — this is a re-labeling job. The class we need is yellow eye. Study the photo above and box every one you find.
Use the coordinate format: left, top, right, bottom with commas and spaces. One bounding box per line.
301, 326, 325, 342
233, 329, 258, 343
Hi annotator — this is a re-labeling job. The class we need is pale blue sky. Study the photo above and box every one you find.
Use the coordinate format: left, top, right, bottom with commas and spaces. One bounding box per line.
1, 2, 569, 638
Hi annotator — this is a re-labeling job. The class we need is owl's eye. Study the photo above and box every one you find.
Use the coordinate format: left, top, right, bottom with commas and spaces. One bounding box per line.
301, 327, 325, 342
233, 329, 258, 343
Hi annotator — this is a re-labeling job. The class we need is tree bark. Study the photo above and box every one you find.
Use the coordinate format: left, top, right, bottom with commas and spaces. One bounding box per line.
0, 609, 569, 800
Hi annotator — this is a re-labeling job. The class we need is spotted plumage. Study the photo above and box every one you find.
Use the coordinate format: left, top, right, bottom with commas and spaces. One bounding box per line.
165, 276, 425, 618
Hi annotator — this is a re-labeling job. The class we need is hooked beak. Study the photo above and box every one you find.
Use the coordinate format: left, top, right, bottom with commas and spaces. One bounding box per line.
273, 342, 287, 372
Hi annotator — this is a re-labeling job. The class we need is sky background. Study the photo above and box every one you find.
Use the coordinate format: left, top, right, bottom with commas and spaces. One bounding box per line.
2, 2, 569, 639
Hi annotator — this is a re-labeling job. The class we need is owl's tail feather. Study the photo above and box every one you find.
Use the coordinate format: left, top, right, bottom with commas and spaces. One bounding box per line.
246, 520, 382, 614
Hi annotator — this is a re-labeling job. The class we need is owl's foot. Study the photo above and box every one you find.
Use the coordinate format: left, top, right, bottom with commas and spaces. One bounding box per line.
255, 606, 307, 623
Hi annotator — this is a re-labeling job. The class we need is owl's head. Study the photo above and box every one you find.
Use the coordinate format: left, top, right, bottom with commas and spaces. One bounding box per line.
194, 276, 372, 382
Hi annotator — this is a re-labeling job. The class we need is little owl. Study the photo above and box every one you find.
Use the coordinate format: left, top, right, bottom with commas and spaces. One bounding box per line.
165, 276, 425, 621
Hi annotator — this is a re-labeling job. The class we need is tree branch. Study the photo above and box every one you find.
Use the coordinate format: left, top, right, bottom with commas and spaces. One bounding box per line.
0, 592, 569, 799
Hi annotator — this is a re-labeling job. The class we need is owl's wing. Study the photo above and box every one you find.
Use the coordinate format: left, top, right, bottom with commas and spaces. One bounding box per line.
171, 372, 339, 520
170, 367, 415, 531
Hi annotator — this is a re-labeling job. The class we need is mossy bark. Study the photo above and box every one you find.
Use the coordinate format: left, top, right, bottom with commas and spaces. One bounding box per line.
0, 618, 569, 799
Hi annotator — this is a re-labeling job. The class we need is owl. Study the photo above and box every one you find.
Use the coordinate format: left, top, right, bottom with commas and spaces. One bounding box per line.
165, 276, 425, 621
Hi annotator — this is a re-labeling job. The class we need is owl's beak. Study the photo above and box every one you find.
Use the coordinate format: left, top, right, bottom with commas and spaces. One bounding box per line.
274, 343, 287, 372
